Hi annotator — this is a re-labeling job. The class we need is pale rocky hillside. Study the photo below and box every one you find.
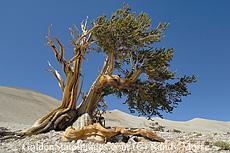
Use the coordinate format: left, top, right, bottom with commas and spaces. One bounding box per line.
0, 86, 229, 153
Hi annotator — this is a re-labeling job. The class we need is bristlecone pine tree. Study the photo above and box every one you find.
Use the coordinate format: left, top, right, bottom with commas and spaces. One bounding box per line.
6, 4, 196, 138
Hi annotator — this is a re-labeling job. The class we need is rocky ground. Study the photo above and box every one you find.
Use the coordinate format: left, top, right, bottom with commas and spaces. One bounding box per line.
0, 87, 229, 153
0, 121, 230, 153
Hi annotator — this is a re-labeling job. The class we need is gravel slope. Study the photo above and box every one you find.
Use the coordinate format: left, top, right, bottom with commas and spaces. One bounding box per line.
1, 121, 229, 153
0, 86, 229, 153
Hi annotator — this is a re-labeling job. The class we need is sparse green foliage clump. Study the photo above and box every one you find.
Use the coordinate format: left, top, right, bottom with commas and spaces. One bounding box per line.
92, 4, 196, 118
213, 141, 230, 150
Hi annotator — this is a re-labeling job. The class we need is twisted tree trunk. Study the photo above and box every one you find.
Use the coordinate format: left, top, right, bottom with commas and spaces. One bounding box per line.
77, 58, 142, 116
1, 19, 145, 140
21, 49, 82, 136
16, 23, 92, 137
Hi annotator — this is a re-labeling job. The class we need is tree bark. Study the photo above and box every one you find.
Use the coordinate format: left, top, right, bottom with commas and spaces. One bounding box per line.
77, 55, 142, 116
1, 22, 143, 139
17, 30, 86, 136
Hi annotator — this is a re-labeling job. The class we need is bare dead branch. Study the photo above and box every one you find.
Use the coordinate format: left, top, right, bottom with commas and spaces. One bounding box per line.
75, 24, 99, 45
48, 61, 65, 92
47, 26, 71, 75
54, 37, 65, 62
47, 27, 59, 61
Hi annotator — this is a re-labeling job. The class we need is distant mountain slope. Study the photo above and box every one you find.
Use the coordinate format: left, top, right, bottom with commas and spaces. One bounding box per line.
103, 109, 230, 133
103, 109, 152, 129
0, 86, 229, 133
0, 86, 59, 124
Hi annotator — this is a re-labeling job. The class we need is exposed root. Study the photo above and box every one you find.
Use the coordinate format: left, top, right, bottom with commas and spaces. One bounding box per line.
20, 109, 78, 136
62, 123, 165, 143
0, 127, 24, 141
0, 109, 78, 141
0, 134, 24, 141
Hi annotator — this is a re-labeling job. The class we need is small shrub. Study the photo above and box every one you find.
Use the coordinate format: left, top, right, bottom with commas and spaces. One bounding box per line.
196, 133, 202, 136
149, 125, 165, 132
204, 141, 210, 145
213, 141, 230, 150
172, 129, 182, 133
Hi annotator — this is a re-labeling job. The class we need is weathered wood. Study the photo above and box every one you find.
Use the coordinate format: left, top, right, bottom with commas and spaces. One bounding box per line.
62, 122, 165, 143
15, 19, 97, 136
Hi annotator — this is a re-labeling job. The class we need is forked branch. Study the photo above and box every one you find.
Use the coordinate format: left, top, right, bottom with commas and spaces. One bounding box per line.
47, 26, 70, 75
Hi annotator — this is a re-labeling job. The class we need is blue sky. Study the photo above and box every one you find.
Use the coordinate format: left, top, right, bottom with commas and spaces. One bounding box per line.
0, 0, 229, 121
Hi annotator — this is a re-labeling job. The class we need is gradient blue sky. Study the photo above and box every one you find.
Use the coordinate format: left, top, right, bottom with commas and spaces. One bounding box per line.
0, 0, 229, 121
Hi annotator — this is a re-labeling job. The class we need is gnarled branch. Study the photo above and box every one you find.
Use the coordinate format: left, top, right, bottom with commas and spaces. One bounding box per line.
47, 26, 71, 75
77, 68, 142, 115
